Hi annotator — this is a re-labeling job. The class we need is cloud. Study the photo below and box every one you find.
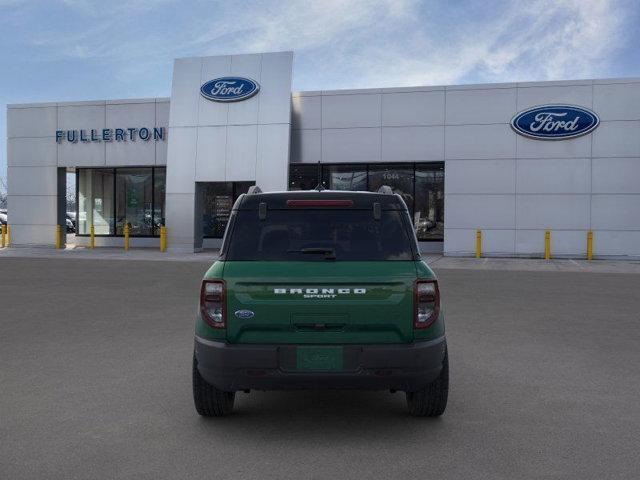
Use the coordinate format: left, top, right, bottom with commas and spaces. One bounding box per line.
60, 0, 174, 16
471, 0, 626, 82
328, 0, 627, 87
175, 0, 627, 88
3, 0, 632, 88
24, 0, 629, 89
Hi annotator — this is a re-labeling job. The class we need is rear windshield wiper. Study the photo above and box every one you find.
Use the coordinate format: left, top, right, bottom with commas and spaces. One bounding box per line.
287, 247, 337, 260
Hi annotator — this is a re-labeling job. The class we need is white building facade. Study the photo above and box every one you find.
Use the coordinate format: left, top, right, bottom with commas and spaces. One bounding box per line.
6, 52, 640, 258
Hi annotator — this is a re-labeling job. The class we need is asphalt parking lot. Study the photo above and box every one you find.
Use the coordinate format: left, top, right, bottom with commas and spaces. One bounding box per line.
1, 257, 639, 479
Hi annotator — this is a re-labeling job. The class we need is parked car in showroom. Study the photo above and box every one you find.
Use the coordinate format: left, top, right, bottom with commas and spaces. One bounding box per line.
66, 212, 76, 233
193, 186, 448, 417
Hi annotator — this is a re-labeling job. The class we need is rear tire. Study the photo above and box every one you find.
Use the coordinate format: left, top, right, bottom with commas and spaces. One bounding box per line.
192, 354, 235, 417
406, 348, 449, 417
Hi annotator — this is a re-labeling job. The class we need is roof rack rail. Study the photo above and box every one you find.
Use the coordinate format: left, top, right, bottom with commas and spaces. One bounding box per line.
377, 185, 394, 195
247, 186, 263, 195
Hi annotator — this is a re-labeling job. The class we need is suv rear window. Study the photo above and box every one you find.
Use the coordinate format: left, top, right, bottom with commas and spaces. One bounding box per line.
225, 209, 415, 261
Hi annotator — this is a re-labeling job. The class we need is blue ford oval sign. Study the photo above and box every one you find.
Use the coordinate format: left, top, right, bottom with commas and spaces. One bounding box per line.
200, 77, 260, 102
234, 310, 255, 319
511, 105, 599, 140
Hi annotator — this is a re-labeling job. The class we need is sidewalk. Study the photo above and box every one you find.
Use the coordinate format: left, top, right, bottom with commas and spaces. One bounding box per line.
0, 246, 216, 263
2, 246, 640, 273
423, 254, 640, 274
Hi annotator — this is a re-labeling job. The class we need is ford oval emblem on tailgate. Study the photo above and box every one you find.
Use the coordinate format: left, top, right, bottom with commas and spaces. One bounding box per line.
234, 310, 255, 319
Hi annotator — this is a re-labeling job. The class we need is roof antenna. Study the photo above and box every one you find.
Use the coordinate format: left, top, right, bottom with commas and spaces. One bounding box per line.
314, 161, 325, 191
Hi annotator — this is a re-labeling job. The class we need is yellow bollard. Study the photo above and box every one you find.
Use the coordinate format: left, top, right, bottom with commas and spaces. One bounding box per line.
587, 230, 593, 261
475, 229, 482, 259
6, 224, 10, 246
55, 225, 62, 249
160, 226, 167, 252
544, 230, 551, 260
124, 224, 130, 251
90, 225, 95, 249
1, 224, 5, 248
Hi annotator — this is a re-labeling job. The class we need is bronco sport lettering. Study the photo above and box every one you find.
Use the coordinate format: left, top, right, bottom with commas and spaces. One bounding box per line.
274, 287, 367, 298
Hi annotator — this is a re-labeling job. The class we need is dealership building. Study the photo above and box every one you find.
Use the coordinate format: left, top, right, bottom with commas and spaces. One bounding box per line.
6, 51, 640, 257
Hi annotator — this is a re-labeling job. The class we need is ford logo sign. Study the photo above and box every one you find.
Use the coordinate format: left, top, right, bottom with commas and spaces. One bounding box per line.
234, 309, 255, 319
200, 77, 260, 102
511, 104, 599, 140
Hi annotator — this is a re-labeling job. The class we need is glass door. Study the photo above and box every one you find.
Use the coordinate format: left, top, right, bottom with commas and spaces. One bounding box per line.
414, 164, 444, 241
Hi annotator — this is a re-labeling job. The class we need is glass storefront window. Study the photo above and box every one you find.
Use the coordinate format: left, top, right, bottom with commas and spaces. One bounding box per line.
77, 163, 444, 241
368, 164, 415, 217
76, 167, 165, 237
415, 165, 444, 241
201, 183, 232, 238
289, 164, 318, 191
153, 169, 166, 231
116, 169, 153, 236
201, 182, 254, 238
287, 162, 445, 242
322, 164, 367, 191
77, 169, 114, 235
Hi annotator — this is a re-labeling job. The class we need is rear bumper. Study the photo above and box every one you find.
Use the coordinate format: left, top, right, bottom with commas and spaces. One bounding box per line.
194, 336, 447, 392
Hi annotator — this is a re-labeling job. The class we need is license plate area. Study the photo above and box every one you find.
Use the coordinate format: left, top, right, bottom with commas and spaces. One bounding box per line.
296, 346, 343, 371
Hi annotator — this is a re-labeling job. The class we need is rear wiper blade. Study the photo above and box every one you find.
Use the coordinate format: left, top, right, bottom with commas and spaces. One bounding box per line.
287, 247, 337, 259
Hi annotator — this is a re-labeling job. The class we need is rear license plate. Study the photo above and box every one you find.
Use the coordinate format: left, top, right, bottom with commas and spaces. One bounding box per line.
296, 346, 343, 371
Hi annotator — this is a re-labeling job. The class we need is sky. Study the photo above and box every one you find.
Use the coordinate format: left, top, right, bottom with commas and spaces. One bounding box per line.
1, 0, 639, 190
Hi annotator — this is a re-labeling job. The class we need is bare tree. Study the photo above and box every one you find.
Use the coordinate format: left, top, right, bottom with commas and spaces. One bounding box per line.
66, 176, 76, 212
0, 176, 7, 209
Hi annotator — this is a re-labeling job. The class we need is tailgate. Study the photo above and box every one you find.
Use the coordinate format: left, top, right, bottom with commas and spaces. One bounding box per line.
223, 261, 417, 344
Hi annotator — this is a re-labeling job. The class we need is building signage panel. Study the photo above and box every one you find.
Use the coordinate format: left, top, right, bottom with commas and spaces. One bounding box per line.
200, 77, 260, 102
510, 105, 599, 140
55, 127, 165, 143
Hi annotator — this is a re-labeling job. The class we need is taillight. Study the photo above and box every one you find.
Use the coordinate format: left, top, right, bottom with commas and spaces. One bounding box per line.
200, 280, 226, 328
414, 280, 440, 329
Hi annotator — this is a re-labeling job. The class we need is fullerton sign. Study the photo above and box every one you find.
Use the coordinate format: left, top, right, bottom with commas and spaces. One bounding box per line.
55, 127, 165, 143
510, 105, 599, 140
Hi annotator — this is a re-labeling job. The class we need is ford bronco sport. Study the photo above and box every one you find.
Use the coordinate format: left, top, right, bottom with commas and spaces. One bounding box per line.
193, 186, 448, 417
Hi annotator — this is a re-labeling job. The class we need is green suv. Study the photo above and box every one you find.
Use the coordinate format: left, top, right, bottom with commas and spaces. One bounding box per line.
193, 187, 448, 417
